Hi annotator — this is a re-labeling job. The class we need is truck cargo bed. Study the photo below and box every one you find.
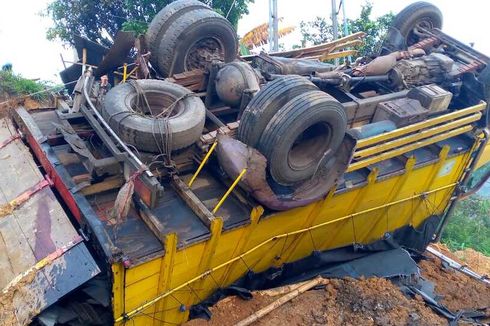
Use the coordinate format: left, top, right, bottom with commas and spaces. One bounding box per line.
0, 118, 100, 325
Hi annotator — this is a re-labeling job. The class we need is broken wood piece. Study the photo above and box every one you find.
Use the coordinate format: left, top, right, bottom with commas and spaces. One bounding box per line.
255, 279, 312, 297
80, 176, 124, 196
234, 277, 328, 326
72, 173, 91, 184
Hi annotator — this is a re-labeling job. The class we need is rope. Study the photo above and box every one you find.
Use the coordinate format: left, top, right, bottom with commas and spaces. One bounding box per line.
128, 80, 199, 171
128, 80, 154, 116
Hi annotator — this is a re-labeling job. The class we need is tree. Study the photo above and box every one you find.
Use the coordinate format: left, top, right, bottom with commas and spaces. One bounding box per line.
347, 2, 394, 57
44, 0, 253, 46
299, 2, 394, 57
299, 17, 333, 47
441, 196, 490, 256
2, 63, 12, 72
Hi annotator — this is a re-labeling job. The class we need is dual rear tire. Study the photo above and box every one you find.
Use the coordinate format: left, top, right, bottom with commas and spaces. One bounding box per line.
238, 76, 347, 185
147, 0, 238, 77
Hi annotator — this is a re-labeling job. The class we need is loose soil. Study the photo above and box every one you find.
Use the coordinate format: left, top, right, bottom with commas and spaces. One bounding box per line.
186, 246, 490, 326
431, 243, 490, 276
0, 94, 52, 118
421, 249, 490, 314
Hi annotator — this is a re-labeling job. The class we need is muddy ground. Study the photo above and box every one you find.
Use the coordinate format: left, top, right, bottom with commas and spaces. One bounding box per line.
186, 246, 490, 326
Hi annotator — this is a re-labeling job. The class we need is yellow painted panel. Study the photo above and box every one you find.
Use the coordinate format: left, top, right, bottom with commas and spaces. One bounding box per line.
356, 102, 485, 149
355, 113, 481, 159
125, 273, 160, 311
115, 134, 479, 325
111, 263, 124, 323
125, 258, 162, 286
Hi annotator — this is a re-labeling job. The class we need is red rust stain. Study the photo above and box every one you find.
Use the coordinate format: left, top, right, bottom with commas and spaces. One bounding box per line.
34, 192, 56, 260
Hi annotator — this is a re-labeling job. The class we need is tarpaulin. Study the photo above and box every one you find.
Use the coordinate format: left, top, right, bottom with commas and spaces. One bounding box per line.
190, 215, 441, 320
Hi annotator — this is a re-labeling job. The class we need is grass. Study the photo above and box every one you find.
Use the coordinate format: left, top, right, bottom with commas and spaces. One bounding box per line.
0, 70, 48, 101
441, 195, 490, 256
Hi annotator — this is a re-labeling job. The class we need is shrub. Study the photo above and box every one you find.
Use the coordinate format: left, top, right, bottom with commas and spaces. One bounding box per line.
441, 196, 490, 256
0, 70, 48, 101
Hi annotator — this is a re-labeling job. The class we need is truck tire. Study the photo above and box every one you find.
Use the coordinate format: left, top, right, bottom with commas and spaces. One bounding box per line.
258, 90, 347, 185
237, 75, 318, 148
102, 80, 205, 153
146, 0, 211, 59
392, 2, 443, 45
153, 9, 238, 77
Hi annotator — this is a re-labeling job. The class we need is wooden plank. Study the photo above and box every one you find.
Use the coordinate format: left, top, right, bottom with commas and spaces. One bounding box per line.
198, 122, 240, 147
171, 176, 214, 228
241, 31, 365, 60
138, 204, 168, 244
0, 116, 100, 325
0, 118, 78, 280
0, 121, 79, 253
56, 152, 82, 165
55, 98, 72, 113
0, 216, 36, 286
80, 176, 125, 196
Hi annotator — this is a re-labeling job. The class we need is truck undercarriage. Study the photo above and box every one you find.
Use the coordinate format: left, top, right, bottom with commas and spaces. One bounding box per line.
1, 1, 489, 325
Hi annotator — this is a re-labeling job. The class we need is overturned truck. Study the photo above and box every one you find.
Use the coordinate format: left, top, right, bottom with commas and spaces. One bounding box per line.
2, 1, 490, 325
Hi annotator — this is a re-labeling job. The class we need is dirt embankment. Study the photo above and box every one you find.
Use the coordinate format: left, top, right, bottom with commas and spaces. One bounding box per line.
453, 248, 490, 276
421, 246, 490, 314
187, 277, 446, 326
431, 243, 490, 277
186, 248, 490, 326
0, 93, 51, 118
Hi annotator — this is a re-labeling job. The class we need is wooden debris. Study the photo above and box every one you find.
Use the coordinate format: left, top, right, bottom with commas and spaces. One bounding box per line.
199, 121, 240, 148
256, 279, 312, 297
242, 32, 366, 61
171, 176, 215, 228
234, 277, 328, 326
166, 69, 206, 92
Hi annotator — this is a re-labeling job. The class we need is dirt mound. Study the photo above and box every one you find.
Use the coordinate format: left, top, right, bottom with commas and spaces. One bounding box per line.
186, 248, 490, 326
454, 248, 490, 276
0, 94, 52, 118
186, 277, 446, 326
432, 243, 490, 276
420, 255, 490, 313
313, 278, 444, 326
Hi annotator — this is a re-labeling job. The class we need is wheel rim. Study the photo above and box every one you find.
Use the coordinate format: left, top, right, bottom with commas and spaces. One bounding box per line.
184, 37, 225, 71
287, 122, 332, 171
130, 91, 185, 119
407, 17, 435, 45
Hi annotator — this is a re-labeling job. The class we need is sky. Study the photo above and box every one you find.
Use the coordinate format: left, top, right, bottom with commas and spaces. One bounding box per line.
0, 0, 489, 82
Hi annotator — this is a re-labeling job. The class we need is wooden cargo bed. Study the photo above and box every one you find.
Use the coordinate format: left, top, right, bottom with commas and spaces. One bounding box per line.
0, 117, 99, 325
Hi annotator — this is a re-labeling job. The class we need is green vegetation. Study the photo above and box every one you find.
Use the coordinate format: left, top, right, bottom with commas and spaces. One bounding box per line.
441, 196, 490, 256
0, 64, 62, 101
44, 0, 253, 46
0, 70, 48, 101
299, 2, 394, 56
